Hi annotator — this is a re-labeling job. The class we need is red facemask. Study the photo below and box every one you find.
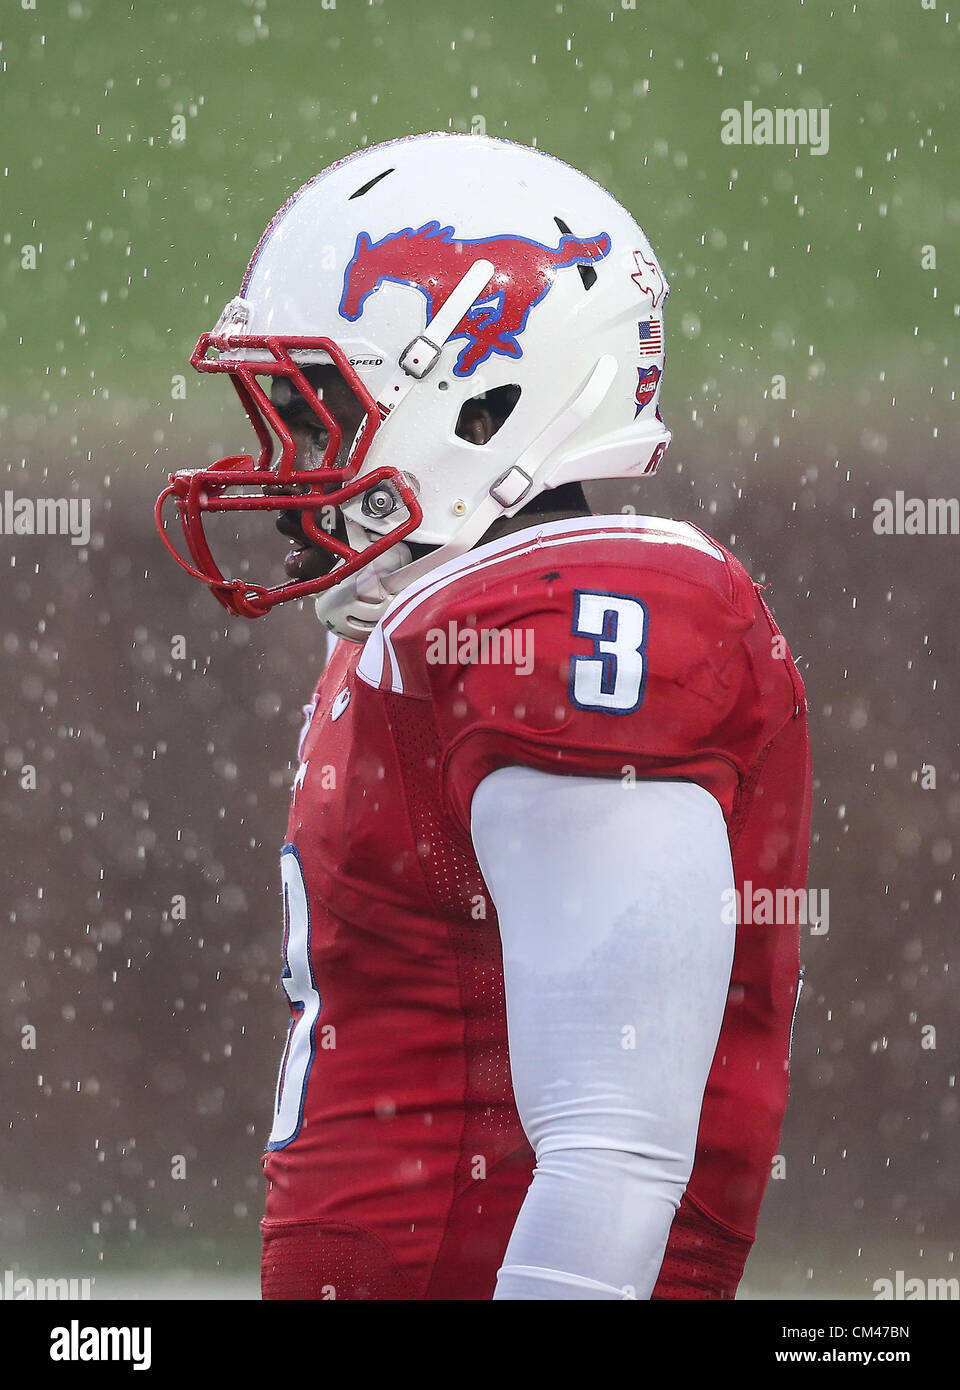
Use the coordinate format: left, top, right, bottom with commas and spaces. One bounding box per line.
155, 332, 422, 618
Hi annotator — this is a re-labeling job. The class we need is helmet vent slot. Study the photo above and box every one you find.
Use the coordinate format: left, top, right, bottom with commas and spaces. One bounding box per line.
554, 216, 598, 291
349, 168, 395, 199
455, 384, 521, 445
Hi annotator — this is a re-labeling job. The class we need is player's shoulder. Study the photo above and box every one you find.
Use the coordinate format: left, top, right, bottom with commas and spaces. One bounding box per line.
356, 514, 758, 697
417, 513, 746, 597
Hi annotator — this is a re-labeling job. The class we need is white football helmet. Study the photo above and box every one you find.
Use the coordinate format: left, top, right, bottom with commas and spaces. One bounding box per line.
156, 131, 670, 639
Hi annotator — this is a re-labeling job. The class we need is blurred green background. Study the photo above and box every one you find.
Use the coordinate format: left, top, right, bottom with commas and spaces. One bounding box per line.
1, 0, 958, 1300
2, 0, 957, 443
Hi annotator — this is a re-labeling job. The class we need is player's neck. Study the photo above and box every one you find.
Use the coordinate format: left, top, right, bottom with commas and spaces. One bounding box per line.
478, 481, 592, 545
480, 508, 591, 545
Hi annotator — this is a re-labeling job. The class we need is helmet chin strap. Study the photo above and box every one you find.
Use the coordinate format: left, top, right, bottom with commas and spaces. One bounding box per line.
371, 257, 495, 419
314, 255, 497, 641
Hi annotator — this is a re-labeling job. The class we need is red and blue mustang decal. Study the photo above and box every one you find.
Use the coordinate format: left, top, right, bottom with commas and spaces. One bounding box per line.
339, 221, 611, 377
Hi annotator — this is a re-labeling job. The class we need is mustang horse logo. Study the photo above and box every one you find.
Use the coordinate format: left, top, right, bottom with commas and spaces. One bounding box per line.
339, 220, 612, 377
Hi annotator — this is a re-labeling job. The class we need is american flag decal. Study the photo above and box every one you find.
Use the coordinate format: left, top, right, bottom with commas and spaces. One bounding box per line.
638, 319, 663, 356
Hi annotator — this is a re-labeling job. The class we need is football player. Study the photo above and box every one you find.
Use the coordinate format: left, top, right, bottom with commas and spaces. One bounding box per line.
157, 132, 811, 1300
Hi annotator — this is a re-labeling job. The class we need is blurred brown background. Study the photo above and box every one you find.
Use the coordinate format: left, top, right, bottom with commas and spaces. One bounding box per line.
2, 422, 956, 1298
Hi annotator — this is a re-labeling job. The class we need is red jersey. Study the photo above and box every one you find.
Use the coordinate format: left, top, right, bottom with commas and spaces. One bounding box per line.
260, 515, 812, 1300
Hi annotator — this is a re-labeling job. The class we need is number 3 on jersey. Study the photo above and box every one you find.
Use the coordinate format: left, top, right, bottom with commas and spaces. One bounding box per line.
267, 846, 322, 1150
569, 590, 649, 714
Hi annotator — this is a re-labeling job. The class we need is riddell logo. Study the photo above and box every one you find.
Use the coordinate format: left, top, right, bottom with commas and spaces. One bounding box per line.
339, 221, 611, 377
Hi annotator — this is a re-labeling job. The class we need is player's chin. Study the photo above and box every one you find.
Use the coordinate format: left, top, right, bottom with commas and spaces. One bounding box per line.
282, 541, 339, 582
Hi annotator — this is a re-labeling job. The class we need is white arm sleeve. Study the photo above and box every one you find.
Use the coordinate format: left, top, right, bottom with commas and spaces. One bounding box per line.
469, 767, 736, 1301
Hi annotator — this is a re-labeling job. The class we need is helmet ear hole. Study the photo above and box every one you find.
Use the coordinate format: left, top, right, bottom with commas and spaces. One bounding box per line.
455, 384, 521, 445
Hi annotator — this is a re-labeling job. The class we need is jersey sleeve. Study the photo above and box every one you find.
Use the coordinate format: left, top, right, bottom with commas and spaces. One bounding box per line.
361, 523, 805, 843
472, 768, 737, 1300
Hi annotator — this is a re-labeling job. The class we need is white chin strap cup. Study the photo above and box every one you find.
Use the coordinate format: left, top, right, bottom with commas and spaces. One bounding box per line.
314, 542, 413, 642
